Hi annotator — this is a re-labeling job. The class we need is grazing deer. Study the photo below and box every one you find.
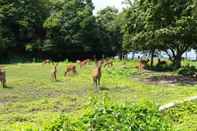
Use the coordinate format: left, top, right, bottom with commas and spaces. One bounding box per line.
79, 59, 89, 68
0, 68, 6, 88
43, 59, 51, 65
138, 59, 149, 72
50, 63, 58, 81
92, 61, 103, 91
158, 58, 167, 65
104, 59, 113, 68
64, 64, 77, 76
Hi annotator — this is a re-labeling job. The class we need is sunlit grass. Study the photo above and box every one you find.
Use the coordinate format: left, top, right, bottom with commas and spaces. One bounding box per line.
0, 60, 197, 129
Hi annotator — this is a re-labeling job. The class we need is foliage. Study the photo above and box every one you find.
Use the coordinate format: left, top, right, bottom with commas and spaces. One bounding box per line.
163, 100, 197, 130
123, 0, 197, 68
177, 65, 197, 77
96, 7, 123, 56
0, 0, 122, 61
45, 98, 171, 131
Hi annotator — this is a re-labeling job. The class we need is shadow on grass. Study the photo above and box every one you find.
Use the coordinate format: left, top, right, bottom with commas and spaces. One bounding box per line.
145, 64, 176, 72
100, 86, 110, 91
1, 85, 14, 89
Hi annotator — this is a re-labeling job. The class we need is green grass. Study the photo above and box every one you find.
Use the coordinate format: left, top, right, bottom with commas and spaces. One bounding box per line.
0, 60, 197, 130
163, 100, 197, 131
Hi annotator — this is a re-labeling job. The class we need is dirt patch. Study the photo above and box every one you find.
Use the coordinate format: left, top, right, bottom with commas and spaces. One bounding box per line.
144, 75, 197, 85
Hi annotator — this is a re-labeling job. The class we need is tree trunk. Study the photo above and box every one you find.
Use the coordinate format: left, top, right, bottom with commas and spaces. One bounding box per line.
150, 50, 155, 67
173, 55, 182, 69
196, 50, 197, 61
132, 52, 135, 60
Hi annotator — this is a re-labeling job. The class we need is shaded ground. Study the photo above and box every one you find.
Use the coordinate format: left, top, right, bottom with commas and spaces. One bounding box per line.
145, 75, 197, 85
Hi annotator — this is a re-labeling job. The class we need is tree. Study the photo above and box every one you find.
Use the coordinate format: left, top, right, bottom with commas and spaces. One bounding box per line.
96, 7, 122, 57
0, 0, 50, 59
123, 0, 197, 68
44, 0, 98, 59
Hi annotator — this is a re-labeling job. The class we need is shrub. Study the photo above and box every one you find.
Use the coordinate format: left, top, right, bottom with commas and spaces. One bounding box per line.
45, 101, 171, 131
177, 65, 197, 77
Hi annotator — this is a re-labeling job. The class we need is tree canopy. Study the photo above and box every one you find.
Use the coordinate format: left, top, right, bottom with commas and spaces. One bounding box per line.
123, 0, 197, 68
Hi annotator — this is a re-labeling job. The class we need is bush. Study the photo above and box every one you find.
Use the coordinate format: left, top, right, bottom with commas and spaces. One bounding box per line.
178, 65, 197, 77
45, 101, 171, 131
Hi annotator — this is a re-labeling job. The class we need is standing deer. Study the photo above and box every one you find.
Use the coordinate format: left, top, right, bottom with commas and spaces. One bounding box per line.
64, 64, 77, 76
158, 58, 167, 65
104, 59, 113, 68
50, 63, 58, 81
0, 68, 6, 88
92, 60, 103, 91
43, 59, 51, 65
79, 59, 89, 68
138, 59, 149, 72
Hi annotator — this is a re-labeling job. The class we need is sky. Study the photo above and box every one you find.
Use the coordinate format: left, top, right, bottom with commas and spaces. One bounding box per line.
92, 0, 125, 14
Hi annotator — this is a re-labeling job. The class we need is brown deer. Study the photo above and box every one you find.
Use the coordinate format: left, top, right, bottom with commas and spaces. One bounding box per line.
79, 59, 89, 68
0, 68, 6, 88
138, 59, 149, 72
64, 64, 77, 76
92, 61, 103, 91
42, 59, 51, 65
158, 58, 167, 65
50, 63, 58, 81
104, 59, 113, 68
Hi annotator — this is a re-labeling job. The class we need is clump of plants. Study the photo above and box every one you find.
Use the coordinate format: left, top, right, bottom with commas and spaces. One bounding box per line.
177, 65, 197, 77
163, 101, 197, 130
45, 97, 171, 131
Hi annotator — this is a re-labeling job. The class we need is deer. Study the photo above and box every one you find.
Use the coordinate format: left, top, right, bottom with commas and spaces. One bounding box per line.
104, 59, 113, 68
158, 58, 167, 65
0, 68, 6, 88
138, 59, 149, 72
64, 64, 77, 76
42, 59, 51, 65
92, 60, 103, 91
50, 63, 58, 81
79, 59, 89, 68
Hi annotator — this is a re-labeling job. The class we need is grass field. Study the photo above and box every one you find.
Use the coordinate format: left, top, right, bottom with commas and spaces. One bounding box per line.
0, 60, 197, 130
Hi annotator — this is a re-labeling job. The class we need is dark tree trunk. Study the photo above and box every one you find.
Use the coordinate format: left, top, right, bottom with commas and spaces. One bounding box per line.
196, 50, 197, 61
173, 55, 182, 69
150, 49, 155, 67
132, 52, 135, 60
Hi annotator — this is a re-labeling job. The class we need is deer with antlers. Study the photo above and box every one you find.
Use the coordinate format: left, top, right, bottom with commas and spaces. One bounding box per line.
50, 63, 58, 81
64, 64, 77, 76
92, 60, 103, 91
0, 67, 6, 88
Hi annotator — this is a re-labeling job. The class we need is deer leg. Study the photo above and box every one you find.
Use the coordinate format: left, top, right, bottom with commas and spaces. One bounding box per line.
97, 77, 101, 90
54, 72, 57, 81
2, 80, 5, 88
